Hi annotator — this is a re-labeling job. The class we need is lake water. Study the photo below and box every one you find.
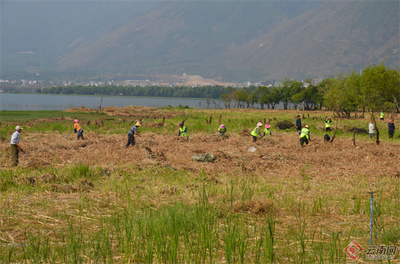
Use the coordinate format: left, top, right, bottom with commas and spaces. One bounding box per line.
0, 93, 213, 111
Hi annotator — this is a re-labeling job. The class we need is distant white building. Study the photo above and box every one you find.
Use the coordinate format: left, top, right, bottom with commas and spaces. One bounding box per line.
311, 78, 322, 86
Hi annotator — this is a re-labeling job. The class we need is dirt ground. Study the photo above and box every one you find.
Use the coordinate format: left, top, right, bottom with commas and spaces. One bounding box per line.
2, 131, 399, 181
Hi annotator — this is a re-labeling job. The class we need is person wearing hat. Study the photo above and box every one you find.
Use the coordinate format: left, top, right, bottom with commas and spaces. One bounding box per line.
218, 124, 227, 138
299, 125, 311, 147
263, 124, 272, 136
178, 122, 189, 141
126, 122, 142, 147
10, 126, 24, 166
251, 122, 263, 142
73, 119, 84, 140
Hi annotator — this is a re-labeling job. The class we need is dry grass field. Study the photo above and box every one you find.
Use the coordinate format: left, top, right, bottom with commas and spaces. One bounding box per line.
0, 107, 399, 263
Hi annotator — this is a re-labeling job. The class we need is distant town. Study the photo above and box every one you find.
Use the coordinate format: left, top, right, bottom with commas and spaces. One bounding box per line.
0, 73, 323, 94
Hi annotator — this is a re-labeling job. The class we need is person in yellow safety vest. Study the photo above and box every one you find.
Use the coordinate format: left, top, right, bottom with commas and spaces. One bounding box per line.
251, 122, 263, 142
218, 124, 227, 138
263, 124, 272, 136
325, 117, 332, 132
300, 125, 310, 147
380, 111, 384, 121
178, 123, 189, 141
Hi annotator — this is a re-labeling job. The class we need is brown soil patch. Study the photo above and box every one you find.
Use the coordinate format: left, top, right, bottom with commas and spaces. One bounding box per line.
233, 199, 276, 215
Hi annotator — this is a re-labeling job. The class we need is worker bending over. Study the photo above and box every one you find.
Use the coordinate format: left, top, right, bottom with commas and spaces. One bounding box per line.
263, 124, 272, 136
300, 125, 310, 147
126, 122, 141, 147
251, 122, 263, 142
74, 119, 84, 140
218, 124, 227, 138
178, 123, 189, 141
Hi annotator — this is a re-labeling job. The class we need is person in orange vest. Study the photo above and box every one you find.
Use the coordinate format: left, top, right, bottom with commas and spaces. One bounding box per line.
74, 119, 84, 140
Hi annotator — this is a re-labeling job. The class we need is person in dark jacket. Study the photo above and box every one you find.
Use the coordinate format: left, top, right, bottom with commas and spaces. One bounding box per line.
295, 115, 302, 132
126, 122, 141, 147
388, 119, 395, 139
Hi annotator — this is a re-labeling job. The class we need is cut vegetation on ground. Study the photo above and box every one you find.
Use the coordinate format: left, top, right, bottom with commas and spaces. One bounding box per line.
0, 107, 399, 263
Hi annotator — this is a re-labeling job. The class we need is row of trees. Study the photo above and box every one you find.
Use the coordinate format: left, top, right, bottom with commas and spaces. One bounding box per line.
322, 63, 400, 118
39, 85, 226, 99
39, 62, 400, 117
220, 63, 400, 118
220, 78, 324, 110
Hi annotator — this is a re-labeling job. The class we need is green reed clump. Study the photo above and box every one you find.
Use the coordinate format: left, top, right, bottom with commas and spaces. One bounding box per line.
263, 216, 276, 264
108, 201, 221, 263
0, 169, 17, 191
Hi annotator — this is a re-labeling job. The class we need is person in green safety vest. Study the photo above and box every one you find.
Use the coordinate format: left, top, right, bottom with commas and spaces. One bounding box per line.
178, 123, 189, 141
251, 122, 263, 142
380, 111, 384, 121
325, 117, 332, 132
218, 124, 227, 138
300, 125, 310, 147
263, 124, 272, 136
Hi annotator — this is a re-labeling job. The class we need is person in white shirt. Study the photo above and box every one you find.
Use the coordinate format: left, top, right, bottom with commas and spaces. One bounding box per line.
368, 120, 375, 138
10, 126, 24, 166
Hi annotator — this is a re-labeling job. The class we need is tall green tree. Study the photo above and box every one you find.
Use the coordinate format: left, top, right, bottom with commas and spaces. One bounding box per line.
269, 87, 281, 109
360, 63, 400, 115
323, 75, 357, 117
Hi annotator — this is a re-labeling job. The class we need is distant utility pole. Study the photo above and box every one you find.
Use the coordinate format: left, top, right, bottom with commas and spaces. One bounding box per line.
368, 191, 375, 245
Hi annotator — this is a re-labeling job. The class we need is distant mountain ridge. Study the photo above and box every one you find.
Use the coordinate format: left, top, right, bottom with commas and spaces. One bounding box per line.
1, 0, 399, 82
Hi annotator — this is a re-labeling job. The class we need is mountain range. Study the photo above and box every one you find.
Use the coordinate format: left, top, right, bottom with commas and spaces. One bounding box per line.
1, 0, 399, 83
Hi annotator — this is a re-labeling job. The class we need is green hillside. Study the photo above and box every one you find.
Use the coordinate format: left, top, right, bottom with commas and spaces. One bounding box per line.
225, 1, 400, 80
1, 1, 399, 82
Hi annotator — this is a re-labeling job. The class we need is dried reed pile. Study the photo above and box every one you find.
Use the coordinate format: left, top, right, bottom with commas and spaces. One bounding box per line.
2, 131, 399, 179
65, 106, 179, 119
